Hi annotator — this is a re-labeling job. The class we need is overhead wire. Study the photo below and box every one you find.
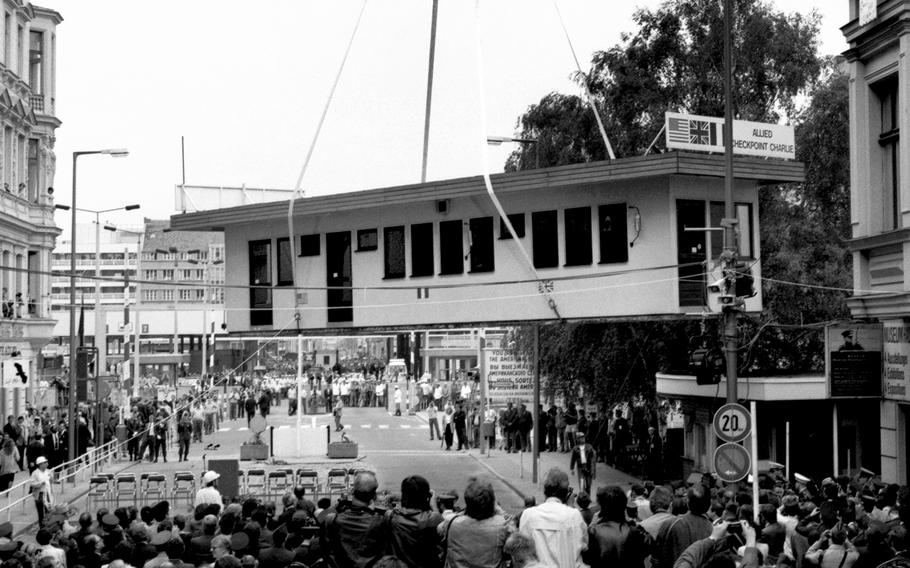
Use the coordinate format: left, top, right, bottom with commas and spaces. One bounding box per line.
472, 0, 561, 320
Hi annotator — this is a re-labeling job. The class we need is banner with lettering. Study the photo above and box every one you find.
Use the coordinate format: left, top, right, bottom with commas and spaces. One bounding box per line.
665, 112, 796, 159
884, 321, 910, 399
482, 335, 533, 408
826, 324, 882, 398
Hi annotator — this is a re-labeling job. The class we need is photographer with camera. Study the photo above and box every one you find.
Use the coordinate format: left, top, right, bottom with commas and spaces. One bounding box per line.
673, 519, 761, 568
804, 525, 859, 568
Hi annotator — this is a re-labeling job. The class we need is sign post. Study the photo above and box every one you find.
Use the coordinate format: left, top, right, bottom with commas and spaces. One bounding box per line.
714, 442, 751, 483
713, 403, 751, 443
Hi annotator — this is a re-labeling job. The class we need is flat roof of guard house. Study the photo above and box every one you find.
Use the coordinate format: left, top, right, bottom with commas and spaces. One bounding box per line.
170, 152, 804, 231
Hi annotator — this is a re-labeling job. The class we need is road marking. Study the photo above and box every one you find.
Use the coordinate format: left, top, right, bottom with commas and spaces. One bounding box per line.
400, 425, 412, 429
378, 425, 389, 429
218, 428, 231, 432
238, 427, 248, 431
278, 425, 290, 430
361, 425, 372, 429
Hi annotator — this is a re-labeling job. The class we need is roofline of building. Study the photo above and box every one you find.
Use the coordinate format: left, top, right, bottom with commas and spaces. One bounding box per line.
170, 152, 805, 232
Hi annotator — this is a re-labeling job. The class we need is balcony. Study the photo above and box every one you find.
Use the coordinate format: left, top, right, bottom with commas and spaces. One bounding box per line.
28, 94, 54, 116
0, 189, 55, 226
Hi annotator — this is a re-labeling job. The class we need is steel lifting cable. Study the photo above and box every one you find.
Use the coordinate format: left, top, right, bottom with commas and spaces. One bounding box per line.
286, 0, 370, 283
551, 0, 616, 160
473, 0, 561, 319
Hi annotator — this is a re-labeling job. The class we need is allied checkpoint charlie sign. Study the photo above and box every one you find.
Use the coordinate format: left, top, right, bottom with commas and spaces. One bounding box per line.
665, 112, 796, 159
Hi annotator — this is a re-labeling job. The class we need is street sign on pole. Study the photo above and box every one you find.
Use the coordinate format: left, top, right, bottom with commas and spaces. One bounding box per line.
714, 442, 751, 483
713, 403, 751, 443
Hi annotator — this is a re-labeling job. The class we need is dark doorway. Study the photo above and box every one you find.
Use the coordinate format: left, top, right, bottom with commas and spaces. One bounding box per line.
676, 200, 707, 307
326, 231, 353, 323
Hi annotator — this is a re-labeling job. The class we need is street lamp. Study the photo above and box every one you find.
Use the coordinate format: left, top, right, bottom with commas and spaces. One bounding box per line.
67, 148, 129, 465
486, 135, 539, 169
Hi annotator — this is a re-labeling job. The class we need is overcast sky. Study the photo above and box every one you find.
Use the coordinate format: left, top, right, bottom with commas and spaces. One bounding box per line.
37, 0, 848, 230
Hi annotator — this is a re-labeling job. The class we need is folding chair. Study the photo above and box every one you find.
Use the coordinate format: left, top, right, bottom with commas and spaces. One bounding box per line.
87, 475, 112, 510
245, 468, 267, 496
267, 470, 292, 498
114, 473, 139, 506
325, 468, 348, 497
296, 469, 320, 500
143, 473, 167, 505
172, 471, 196, 507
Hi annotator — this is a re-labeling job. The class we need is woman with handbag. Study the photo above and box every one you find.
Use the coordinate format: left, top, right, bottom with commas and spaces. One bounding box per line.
0, 437, 19, 491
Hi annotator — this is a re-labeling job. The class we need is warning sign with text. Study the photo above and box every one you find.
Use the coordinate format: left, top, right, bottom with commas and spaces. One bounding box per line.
884, 320, 910, 400
484, 347, 533, 407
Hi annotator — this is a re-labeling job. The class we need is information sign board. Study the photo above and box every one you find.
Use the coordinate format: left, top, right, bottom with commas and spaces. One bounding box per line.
665, 112, 795, 159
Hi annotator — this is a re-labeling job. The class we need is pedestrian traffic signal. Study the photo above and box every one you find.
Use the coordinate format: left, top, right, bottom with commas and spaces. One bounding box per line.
733, 264, 756, 298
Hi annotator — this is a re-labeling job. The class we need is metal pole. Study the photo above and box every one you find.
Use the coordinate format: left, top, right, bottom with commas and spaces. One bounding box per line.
478, 330, 488, 456
832, 402, 839, 475
67, 153, 79, 464
172, 256, 178, 386
133, 232, 143, 398
420, 0, 439, 183
532, 325, 540, 484
202, 262, 208, 381
750, 401, 759, 523
297, 334, 303, 457
722, 0, 738, 405
785, 421, 790, 482
95, 213, 106, 376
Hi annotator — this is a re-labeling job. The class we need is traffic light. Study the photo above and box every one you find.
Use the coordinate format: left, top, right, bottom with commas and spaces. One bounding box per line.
13, 363, 26, 384
689, 347, 724, 385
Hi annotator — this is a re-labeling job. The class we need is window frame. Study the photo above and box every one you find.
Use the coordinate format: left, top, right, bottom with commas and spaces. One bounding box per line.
563, 206, 593, 267
499, 213, 526, 240
531, 210, 559, 269
383, 226, 406, 279
468, 216, 495, 273
598, 202, 629, 265
276, 237, 293, 286
439, 220, 465, 275
410, 223, 434, 277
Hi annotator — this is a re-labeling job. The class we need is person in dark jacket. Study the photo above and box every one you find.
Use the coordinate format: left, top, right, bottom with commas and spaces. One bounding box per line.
387, 475, 444, 568
453, 404, 468, 451
516, 404, 533, 452
322, 471, 390, 567
244, 396, 257, 427
585, 485, 648, 568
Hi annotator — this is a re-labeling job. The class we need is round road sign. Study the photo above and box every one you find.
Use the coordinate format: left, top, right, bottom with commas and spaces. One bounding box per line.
713, 442, 751, 483
713, 403, 751, 443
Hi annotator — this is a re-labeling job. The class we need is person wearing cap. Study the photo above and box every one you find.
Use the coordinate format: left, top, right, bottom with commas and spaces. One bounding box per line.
30, 455, 53, 529
195, 471, 223, 510
144, 530, 174, 568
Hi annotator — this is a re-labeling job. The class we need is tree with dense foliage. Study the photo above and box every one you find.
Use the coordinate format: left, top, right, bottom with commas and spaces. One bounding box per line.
508, 0, 842, 405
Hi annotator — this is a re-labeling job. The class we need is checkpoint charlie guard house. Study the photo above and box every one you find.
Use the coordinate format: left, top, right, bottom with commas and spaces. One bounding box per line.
170, 151, 802, 335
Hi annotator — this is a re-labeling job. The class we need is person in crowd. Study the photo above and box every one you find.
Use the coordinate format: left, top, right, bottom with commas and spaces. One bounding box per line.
453, 404, 468, 451
177, 411, 192, 462
427, 402, 442, 442
439, 477, 511, 567
652, 484, 712, 568
393, 386, 403, 417
195, 471, 222, 509
585, 485, 648, 568
517, 404, 533, 453
387, 475, 444, 568
30, 456, 53, 528
519, 468, 588, 568
322, 471, 390, 567
333, 398, 344, 432
0, 437, 19, 491
569, 432, 596, 495
504, 532, 545, 568
639, 487, 674, 540
43, 424, 64, 470
442, 404, 455, 451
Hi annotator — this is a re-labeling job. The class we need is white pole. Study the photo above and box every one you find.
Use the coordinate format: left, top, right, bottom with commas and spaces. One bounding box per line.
297, 334, 303, 457
751, 400, 759, 523
132, 232, 143, 398
832, 402, 839, 475
201, 262, 208, 382
785, 421, 790, 482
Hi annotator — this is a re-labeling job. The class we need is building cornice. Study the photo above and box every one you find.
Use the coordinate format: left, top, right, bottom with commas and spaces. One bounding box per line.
842, 0, 910, 62
31, 5, 62, 25
171, 152, 804, 232
847, 227, 910, 251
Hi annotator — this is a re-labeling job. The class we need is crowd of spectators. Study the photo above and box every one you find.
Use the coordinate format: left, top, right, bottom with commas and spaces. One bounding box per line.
2, 461, 906, 568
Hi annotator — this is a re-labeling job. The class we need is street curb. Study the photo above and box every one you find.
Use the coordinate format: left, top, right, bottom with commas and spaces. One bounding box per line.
467, 451, 530, 502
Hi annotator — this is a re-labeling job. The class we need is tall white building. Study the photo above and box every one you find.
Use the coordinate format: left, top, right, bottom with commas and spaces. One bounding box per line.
0, 3, 63, 417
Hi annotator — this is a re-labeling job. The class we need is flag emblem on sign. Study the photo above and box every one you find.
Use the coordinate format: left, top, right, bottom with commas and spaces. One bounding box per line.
667, 117, 719, 146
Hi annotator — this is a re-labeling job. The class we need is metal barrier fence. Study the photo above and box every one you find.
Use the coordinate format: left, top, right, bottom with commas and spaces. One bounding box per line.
0, 441, 118, 521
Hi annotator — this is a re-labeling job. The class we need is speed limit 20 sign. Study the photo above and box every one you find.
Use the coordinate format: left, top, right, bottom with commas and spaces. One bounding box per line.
713, 403, 751, 443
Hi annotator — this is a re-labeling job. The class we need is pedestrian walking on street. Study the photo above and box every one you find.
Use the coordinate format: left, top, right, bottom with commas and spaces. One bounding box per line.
427, 403, 441, 441
333, 398, 344, 432
177, 411, 192, 462
441, 404, 454, 450
29, 455, 53, 528
0, 437, 19, 491
453, 403, 467, 451
394, 386, 403, 416
569, 432, 596, 495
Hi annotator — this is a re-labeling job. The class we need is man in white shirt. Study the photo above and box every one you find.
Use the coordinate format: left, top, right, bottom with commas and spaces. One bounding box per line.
30, 456, 53, 528
35, 527, 66, 568
195, 470, 223, 510
393, 386, 402, 416
519, 468, 588, 568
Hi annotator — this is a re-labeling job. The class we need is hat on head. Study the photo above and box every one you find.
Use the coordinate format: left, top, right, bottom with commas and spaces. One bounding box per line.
151, 531, 170, 547
794, 473, 810, 484
35, 456, 47, 466
202, 471, 220, 484
229, 532, 249, 552
101, 514, 119, 529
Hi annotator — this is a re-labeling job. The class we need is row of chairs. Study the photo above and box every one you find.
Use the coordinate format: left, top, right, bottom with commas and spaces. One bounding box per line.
87, 467, 374, 509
